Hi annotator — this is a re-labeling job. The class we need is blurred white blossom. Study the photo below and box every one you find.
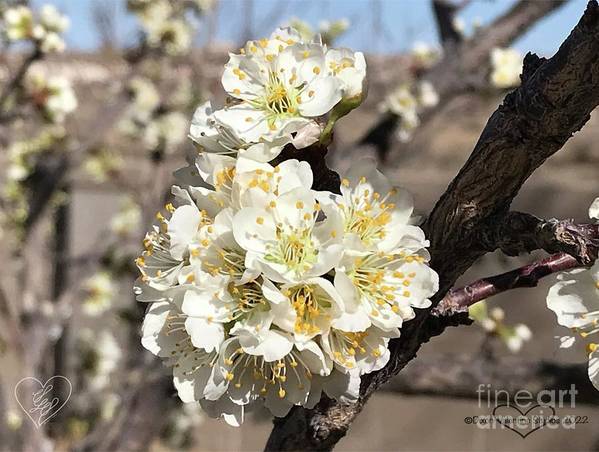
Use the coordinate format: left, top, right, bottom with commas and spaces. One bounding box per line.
82, 272, 115, 316
469, 301, 532, 352
490, 47, 523, 89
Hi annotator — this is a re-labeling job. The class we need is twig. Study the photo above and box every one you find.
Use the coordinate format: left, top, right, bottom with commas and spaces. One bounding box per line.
433, 252, 581, 316
0, 48, 41, 118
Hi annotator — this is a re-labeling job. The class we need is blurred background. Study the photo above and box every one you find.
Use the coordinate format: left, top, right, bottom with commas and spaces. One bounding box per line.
1, 0, 598, 451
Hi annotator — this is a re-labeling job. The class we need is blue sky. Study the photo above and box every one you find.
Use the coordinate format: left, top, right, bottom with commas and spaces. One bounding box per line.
32, 0, 588, 56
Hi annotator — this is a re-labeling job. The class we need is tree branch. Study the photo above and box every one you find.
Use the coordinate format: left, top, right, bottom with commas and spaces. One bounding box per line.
432, 0, 466, 46
265, 2, 599, 449
478, 212, 599, 264
382, 354, 599, 406
433, 252, 581, 316
0, 48, 42, 119
360, 0, 570, 159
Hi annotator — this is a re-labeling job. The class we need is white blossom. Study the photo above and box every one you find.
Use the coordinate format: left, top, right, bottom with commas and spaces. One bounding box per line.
110, 196, 142, 236
3, 6, 34, 41
82, 272, 116, 316
26, 70, 77, 123
218, 28, 343, 143
490, 47, 523, 89
547, 201, 599, 390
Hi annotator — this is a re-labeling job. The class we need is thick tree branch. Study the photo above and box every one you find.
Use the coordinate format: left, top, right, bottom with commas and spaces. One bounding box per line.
266, 2, 599, 449
383, 354, 599, 406
478, 213, 599, 265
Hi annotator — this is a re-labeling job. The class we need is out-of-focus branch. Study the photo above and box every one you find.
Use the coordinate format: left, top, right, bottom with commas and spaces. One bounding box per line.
383, 354, 599, 405
359, 0, 570, 159
74, 363, 173, 452
478, 213, 599, 265
433, 252, 581, 317
432, 0, 467, 46
265, 3, 599, 449
0, 48, 42, 119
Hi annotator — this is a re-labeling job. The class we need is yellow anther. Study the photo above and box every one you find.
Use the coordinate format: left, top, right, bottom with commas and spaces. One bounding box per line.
256, 217, 264, 225
233, 88, 241, 95
302, 50, 310, 59
296, 201, 304, 209
341, 178, 350, 187
312, 66, 320, 74
308, 90, 315, 97
278, 388, 286, 398
587, 343, 599, 353
245, 116, 253, 122
269, 200, 277, 208
226, 372, 234, 381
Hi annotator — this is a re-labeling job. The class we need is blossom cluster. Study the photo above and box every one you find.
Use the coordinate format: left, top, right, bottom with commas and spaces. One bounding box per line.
2, 4, 69, 53
127, 0, 213, 55
25, 68, 78, 124
547, 198, 599, 389
468, 301, 532, 352
119, 76, 188, 155
136, 27, 438, 426
379, 81, 439, 142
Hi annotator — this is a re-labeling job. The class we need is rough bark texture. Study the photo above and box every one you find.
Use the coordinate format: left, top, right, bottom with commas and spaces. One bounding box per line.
265, 2, 599, 450
478, 213, 599, 265
383, 354, 599, 406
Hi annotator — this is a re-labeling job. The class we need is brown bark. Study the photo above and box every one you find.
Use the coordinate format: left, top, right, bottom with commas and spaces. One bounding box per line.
265, 2, 599, 449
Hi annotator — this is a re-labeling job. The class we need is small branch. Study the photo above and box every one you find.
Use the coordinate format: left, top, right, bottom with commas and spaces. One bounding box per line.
432, 0, 466, 46
383, 354, 599, 406
433, 252, 582, 316
0, 48, 41, 118
479, 212, 599, 264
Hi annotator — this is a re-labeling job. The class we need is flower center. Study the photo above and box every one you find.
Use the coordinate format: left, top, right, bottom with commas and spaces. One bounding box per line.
266, 228, 318, 275
350, 253, 422, 317
341, 178, 397, 246
330, 330, 377, 369
286, 285, 331, 335
224, 345, 311, 397
226, 281, 268, 321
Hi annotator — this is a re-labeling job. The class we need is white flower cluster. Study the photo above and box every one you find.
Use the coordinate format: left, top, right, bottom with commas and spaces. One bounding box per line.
136, 27, 437, 426
379, 81, 439, 142
547, 198, 599, 389
25, 69, 78, 124
490, 47, 523, 89
2, 4, 69, 53
119, 76, 188, 154
128, 0, 194, 55
468, 301, 532, 353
